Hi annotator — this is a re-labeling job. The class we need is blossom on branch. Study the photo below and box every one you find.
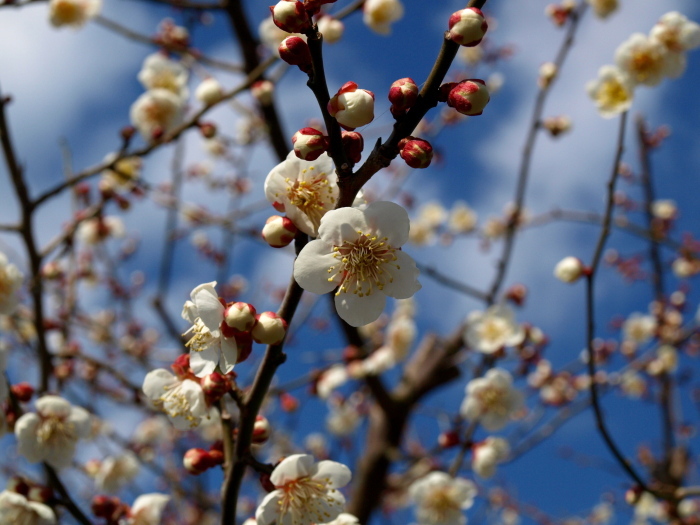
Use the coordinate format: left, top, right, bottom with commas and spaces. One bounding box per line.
137, 53, 189, 99
586, 65, 635, 118
363, 0, 404, 35
124, 493, 170, 525
48, 0, 100, 28
0, 252, 23, 315
0, 490, 56, 525
294, 201, 421, 327
461, 368, 523, 431
408, 471, 476, 525
130, 89, 184, 141
463, 304, 525, 354
328, 82, 375, 131
615, 33, 671, 86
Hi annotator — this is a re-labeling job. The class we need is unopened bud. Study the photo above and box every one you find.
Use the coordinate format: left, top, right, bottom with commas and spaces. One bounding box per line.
252, 415, 271, 444
328, 81, 375, 130
554, 256, 585, 283
538, 62, 558, 88
201, 372, 230, 403
224, 302, 258, 332
438, 431, 460, 448
184, 448, 214, 475
341, 131, 364, 164
446, 79, 490, 116
252, 312, 288, 345
542, 115, 572, 137
292, 127, 328, 161
398, 137, 433, 169
262, 215, 298, 248
270, 0, 311, 33
506, 283, 528, 306
10, 382, 34, 403
195, 77, 224, 106
235, 332, 254, 363
208, 448, 225, 466
92, 495, 124, 521
317, 15, 344, 43
447, 7, 488, 47
388, 77, 419, 116
279, 392, 299, 412
279, 36, 312, 73
251, 80, 274, 104
199, 122, 217, 139
7, 477, 30, 496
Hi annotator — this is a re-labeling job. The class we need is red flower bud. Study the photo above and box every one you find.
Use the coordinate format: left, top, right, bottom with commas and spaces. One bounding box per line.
270, 0, 311, 33
252, 415, 271, 444
292, 127, 328, 161
10, 382, 35, 403
447, 7, 488, 47
341, 131, 364, 164
262, 215, 298, 248
279, 36, 312, 73
447, 79, 490, 116
388, 77, 418, 114
252, 312, 288, 345
184, 448, 215, 475
398, 137, 433, 169
201, 372, 230, 403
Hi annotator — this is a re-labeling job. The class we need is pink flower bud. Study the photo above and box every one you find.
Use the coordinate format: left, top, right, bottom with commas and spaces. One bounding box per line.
224, 302, 258, 333
292, 127, 329, 161
92, 495, 126, 521
251, 80, 275, 104
252, 312, 288, 345
446, 79, 490, 116
262, 215, 298, 248
252, 415, 271, 444
327, 81, 375, 130
171, 353, 193, 379
341, 131, 364, 164
448, 7, 488, 47
505, 283, 528, 306
7, 477, 30, 496
10, 382, 35, 403
438, 431, 460, 448
208, 449, 225, 466
184, 448, 214, 475
438, 82, 459, 103
279, 392, 299, 412
201, 372, 230, 403
278, 36, 313, 73
198, 122, 217, 139
235, 332, 254, 363
270, 0, 311, 33
398, 137, 433, 169
388, 77, 419, 115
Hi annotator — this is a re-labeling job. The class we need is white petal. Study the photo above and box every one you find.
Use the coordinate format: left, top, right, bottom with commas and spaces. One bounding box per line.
142, 369, 177, 400
264, 163, 290, 211
131, 493, 170, 523
285, 204, 317, 236
179, 379, 208, 417
28, 501, 57, 524
68, 406, 92, 438
192, 284, 224, 331
256, 490, 283, 525
270, 454, 315, 486
36, 396, 71, 418
44, 441, 77, 469
220, 337, 239, 373
294, 240, 340, 295
312, 460, 352, 488
14, 413, 42, 463
363, 201, 410, 247
381, 250, 421, 299
190, 347, 219, 377
318, 207, 366, 245
335, 290, 386, 327
181, 300, 198, 323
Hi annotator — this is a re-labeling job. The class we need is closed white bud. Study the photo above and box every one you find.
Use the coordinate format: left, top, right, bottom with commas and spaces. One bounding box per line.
317, 16, 344, 44
196, 77, 225, 106
224, 302, 257, 333
262, 215, 298, 248
251, 312, 288, 345
554, 256, 585, 283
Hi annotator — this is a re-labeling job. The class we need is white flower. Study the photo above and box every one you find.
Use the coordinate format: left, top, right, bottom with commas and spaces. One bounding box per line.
472, 437, 509, 478
651, 199, 677, 220
408, 471, 476, 525
76, 216, 126, 245
321, 513, 359, 525
130, 89, 184, 140
385, 315, 416, 360
317, 16, 344, 44
294, 201, 421, 327
48, 0, 100, 28
586, 65, 635, 118
0, 252, 23, 315
94, 452, 140, 493
14, 395, 91, 469
586, 0, 618, 19
142, 369, 208, 430
464, 305, 525, 354
138, 53, 189, 99
195, 77, 225, 106
553, 256, 585, 283
448, 202, 478, 233
615, 33, 671, 86
265, 151, 338, 236
650, 11, 700, 78
122, 493, 170, 525
100, 154, 142, 192
461, 368, 523, 431
255, 454, 351, 525
317, 365, 349, 399
181, 281, 238, 377
622, 313, 656, 344
326, 400, 361, 437
363, 0, 404, 35
328, 83, 375, 130
0, 490, 56, 525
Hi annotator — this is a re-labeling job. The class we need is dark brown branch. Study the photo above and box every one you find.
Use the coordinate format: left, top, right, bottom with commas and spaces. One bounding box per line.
44, 465, 93, 525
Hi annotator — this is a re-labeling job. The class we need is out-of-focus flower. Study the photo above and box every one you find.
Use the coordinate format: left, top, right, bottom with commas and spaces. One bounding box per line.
328, 82, 375, 130
321, 513, 360, 525
259, 16, 304, 56
137, 53, 189, 99
265, 151, 337, 236
363, 0, 404, 35
317, 16, 344, 43
326, 399, 361, 437
586, 65, 635, 118
0, 490, 56, 524
554, 256, 585, 283
130, 89, 184, 140
615, 33, 671, 86
472, 437, 510, 478
464, 304, 525, 354
94, 452, 140, 493
316, 365, 349, 399
622, 312, 656, 344
294, 201, 421, 327
650, 11, 700, 78
195, 77, 225, 106
651, 199, 677, 220
461, 368, 523, 431
542, 115, 572, 137
448, 202, 478, 233
124, 493, 170, 525
76, 216, 126, 245
15, 395, 91, 469
100, 154, 142, 192
0, 252, 23, 315
408, 471, 476, 525
48, 0, 100, 28
586, 0, 618, 19
255, 454, 351, 525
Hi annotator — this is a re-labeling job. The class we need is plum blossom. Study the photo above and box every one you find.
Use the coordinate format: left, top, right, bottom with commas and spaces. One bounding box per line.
294, 201, 421, 327
622, 313, 657, 344
586, 65, 635, 118
363, 0, 404, 35
615, 33, 671, 86
181, 282, 238, 377
255, 454, 351, 525
48, 0, 101, 28
265, 151, 338, 236
472, 437, 510, 478
464, 304, 525, 354
14, 395, 91, 469
130, 89, 184, 140
137, 53, 189, 99
0, 490, 56, 525
122, 493, 170, 525
586, 0, 617, 19
461, 368, 523, 431
0, 251, 23, 315
76, 216, 126, 245
321, 513, 359, 525
94, 452, 141, 493
650, 12, 700, 78
100, 154, 142, 192
408, 471, 476, 525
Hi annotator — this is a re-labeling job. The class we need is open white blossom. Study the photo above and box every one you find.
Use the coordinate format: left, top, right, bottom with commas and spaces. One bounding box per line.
123, 493, 170, 525
448, 201, 478, 233
265, 151, 338, 236
138, 53, 189, 99
586, 0, 617, 19
317, 365, 350, 399
321, 513, 359, 525
94, 451, 140, 493
586, 65, 635, 118
472, 437, 510, 478
0, 490, 56, 525
363, 0, 404, 35
101, 154, 142, 192
294, 201, 421, 327
650, 11, 700, 78
76, 216, 126, 245
142, 368, 208, 430
14, 395, 91, 469
615, 33, 671, 86
182, 281, 238, 377
130, 88, 184, 140
408, 471, 476, 525
326, 399, 361, 437
49, 0, 101, 28
255, 454, 351, 525
461, 368, 523, 431
622, 313, 657, 344
0, 252, 23, 315
464, 304, 525, 354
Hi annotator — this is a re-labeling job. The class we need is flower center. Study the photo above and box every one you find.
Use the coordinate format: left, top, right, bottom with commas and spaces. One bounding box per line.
184, 318, 216, 353
150, 73, 182, 94
53, 0, 83, 23
277, 477, 340, 524
370, 4, 396, 25
598, 79, 630, 108
160, 382, 200, 427
37, 416, 77, 447
0, 267, 11, 297
285, 169, 334, 229
478, 318, 509, 346
421, 487, 460, 524
327, 232, 399, 297
144, 100, 173, 126
477, 386, 509, 416
630, 49, 664, 82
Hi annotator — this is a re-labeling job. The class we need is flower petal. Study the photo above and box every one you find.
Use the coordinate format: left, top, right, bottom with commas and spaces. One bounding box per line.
312, 460, 352, 488
142, 369, 176, 400
14, 413, 42, 463
335, 290, 386, 327
294, 240, 341, 295
192, 283, 224, 331
270, 454, 315, 486
190, 347, 218, 377
318, 207, 366, 245
256, 490, 283, 525
381, 250, 421, 299
220, 337, 239, 373
363, 201, 410, 247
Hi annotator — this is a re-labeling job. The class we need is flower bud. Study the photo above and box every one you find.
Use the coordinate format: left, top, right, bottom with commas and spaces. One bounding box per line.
388, 77, 419, 116
251, 80, 275, 104
252, 312, 288, 345
201, 372, 230, 403
398, 137, 433, 169
11, 382, 35, 403
505, 283, 528, 306
270, 0, 311, 33
341, 131, 364, 164
252, 415, 271, 444
328, 81, 375, 130
538, 62, 558, 88
554, 256, 586, 283
224, 302, 258, 333
198, 121, 217, 139
446, 79, 490, 116
317, 15, 344, 43
292, 127, 329, 161
262, 215, 298, 248
279, 36, 313, 73
448, 7, 488, 47
7, 477, 30, 496
171, 353, 192, 378
27, 485, 53, 504
195, 77, 224, 106
184, 448, 215, 475
542, 115, 572, 137
92, 495, 126, 521
438, 431, 460, 448
279, 392, 299, 412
